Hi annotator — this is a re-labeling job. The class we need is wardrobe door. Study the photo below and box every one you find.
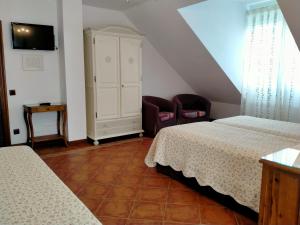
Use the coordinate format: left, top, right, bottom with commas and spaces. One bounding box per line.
120, 37, 142, 117
94, 35, 120, 120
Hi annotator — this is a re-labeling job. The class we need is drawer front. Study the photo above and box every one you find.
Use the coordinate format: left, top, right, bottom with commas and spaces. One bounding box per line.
96, 125, 141, 137
97, 117, 141, 129
96, 117, 142, 138
30, 105, 66, 113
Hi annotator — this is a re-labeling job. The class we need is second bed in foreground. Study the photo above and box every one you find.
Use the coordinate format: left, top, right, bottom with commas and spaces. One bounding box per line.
145, 121, 300, 212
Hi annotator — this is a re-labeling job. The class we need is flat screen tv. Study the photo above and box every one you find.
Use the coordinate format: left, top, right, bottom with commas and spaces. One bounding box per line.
11, 22, 55, 51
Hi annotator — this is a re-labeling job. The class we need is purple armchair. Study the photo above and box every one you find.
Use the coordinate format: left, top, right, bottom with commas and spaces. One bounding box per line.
142, 96, 177, 137
173, 94, 211, 124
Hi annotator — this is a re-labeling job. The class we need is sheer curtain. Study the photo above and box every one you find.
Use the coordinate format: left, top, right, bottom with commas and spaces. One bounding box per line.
241, 4, 300, 123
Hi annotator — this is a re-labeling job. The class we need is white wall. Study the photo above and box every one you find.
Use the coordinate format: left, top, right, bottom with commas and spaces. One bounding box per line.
178, 0, 247, 91
57, 0, 87, 141
0, 0, 61, 144
82, 5, 195, 100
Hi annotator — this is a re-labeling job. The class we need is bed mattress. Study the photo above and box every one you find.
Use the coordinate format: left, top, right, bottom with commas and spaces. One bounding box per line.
0, 146, 102, 225
145, 122, 300, 212
214, 116, 300, 141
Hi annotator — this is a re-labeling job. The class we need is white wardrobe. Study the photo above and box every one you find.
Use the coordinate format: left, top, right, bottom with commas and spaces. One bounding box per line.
84, 26, 143, 145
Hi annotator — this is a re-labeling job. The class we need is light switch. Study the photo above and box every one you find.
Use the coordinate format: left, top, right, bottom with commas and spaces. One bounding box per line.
9, 90, 16, 96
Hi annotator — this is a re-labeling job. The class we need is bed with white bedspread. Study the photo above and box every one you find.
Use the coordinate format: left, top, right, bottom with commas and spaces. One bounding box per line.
214, 116, 300, 141
145, 122, 300, 212
0, 146, 102, 225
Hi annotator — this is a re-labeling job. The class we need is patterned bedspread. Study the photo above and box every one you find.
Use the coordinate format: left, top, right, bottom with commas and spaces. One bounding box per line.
0, 146, 102, 225
214, 116, 300, 141
145, 122, 300, 212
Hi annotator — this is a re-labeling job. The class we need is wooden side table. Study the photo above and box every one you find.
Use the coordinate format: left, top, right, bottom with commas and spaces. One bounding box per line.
23, 104, 68, 148
259, 148, 300, 225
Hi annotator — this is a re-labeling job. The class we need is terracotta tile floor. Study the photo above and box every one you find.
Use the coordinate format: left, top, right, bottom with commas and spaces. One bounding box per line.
38, 138, 257, 225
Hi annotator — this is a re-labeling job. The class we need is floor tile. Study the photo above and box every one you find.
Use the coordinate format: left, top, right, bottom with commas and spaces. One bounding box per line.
62, 179, 84, 194
97, 199, 133, 218
74, 163, 99, 173
93, 172, 118, 185
144, 167, 163, 177
52, 167, 73, 180
169, 180, 191, 191
200, 206, 237, 225
142, 176, 170, 189
78, 182, 110, 199
115, 175, 143, 188
123, 164, 147, 176
79, 196, 102, 213
163, 222, 199, 225
68, 171, 94, 182
108, 157, 129, 165
198, 194, 223, 207
97, 216, 127, 225
90, 156, 108, 165
102, 164, 124, 173
130, 201, 165, 220
165, 204, 200, 224
126, 219, 163, 225
167, 189, 199, 205
136, 187, 168, 203
107, 185, 137, 200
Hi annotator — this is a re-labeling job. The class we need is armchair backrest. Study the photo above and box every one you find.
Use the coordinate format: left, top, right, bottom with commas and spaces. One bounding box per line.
174, 94, 211, 111
143, 96, 175, 112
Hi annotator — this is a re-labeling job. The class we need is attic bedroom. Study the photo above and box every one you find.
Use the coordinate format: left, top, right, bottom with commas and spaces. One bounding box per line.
1, 0, 300, 225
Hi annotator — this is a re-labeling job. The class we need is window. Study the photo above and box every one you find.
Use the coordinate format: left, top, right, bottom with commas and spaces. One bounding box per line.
241, 3, 300, 122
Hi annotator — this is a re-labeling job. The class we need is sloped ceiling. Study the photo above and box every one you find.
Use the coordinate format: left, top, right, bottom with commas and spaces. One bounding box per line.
179, 0, 246, 93
124, 0, 241, 104
277, 0, 300, 50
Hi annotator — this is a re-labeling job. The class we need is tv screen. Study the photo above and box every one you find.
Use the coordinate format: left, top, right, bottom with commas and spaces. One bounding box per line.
11, 22, 55, 51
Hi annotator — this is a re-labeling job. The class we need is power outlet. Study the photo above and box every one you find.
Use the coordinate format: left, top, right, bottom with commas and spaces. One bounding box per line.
13, 129, 20, 135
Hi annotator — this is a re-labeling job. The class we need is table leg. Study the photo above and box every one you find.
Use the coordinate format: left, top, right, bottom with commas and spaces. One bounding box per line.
62, 109, 68, 147
28, 112, 34, 148
57, 111, 61, 135
23, 111, 30, 145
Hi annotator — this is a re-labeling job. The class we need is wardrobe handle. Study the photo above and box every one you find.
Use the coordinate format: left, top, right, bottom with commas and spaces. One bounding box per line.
121, 84, 125, 88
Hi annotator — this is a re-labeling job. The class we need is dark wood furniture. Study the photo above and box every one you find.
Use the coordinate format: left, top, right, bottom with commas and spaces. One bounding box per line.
0, 21, 10, 146
259, 148, 300, 225
23, 104, 68, 148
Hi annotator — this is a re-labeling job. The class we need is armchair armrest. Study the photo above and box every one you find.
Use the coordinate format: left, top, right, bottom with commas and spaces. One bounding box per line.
142, 100, 161, 135
195, 97, 211, 117
143, 101, 159, 116
173, 97, 183, 119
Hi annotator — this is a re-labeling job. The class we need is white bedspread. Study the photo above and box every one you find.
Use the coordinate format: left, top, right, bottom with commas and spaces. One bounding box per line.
0, 146, 102, 225
145, 122, 300, 212
215, 116, 300, 141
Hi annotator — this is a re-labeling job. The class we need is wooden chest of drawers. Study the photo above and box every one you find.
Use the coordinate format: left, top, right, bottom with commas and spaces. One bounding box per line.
259, 148, 300, 225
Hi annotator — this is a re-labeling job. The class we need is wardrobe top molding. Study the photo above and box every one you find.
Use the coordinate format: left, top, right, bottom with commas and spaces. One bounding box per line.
84, 26, 144, 40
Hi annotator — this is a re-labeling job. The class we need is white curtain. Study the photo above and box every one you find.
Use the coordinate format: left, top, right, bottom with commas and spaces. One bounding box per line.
241, 5, 300, 123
